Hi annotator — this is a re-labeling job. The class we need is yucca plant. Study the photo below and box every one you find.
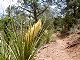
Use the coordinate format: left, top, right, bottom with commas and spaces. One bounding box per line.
0, 17, 47, 60
24, 19, 42, 60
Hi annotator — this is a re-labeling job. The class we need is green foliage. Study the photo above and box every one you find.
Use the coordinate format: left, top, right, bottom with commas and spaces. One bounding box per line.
0, 16, 50, 60
61, 15, 77, 33
0, 20, 3, 30
23, 0, 38, 4
53, 15, 78, 34
41, 12, 54, 30
44, 30, 51, 43
0, 54, 4, 60
53, 16, 63, 33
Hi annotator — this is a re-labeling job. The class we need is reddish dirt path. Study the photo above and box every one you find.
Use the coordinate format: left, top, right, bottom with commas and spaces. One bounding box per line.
35, 33, 80, 60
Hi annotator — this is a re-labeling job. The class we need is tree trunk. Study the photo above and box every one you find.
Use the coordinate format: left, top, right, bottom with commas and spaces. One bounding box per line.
32, 3, 38, 23
34, 9, 38, 22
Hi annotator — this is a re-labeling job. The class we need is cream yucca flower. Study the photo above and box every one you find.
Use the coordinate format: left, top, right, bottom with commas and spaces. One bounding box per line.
25, 19, 42, 43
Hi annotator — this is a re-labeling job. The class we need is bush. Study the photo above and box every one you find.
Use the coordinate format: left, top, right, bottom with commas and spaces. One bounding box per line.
0, 18, 48, 60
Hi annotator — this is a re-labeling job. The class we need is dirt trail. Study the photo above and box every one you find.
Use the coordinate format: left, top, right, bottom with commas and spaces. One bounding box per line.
35, 33, 80, 60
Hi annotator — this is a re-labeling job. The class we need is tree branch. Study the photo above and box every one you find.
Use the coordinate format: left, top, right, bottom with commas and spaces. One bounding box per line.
37, 7, 48, 17
18, 6, 33, 13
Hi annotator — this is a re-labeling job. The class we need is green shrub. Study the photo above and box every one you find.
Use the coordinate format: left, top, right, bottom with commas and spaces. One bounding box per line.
0, 18, 47, 60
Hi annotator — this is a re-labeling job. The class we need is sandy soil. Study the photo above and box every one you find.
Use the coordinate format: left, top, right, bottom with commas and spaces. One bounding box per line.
35, 33, 80, 60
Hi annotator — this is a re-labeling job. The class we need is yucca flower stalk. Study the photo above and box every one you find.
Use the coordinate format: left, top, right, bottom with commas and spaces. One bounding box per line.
25, 19, 42, 43
24, 19, 42, 60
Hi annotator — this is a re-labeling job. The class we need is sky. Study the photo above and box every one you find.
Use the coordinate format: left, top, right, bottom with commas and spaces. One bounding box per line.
0, 0, 17, 16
